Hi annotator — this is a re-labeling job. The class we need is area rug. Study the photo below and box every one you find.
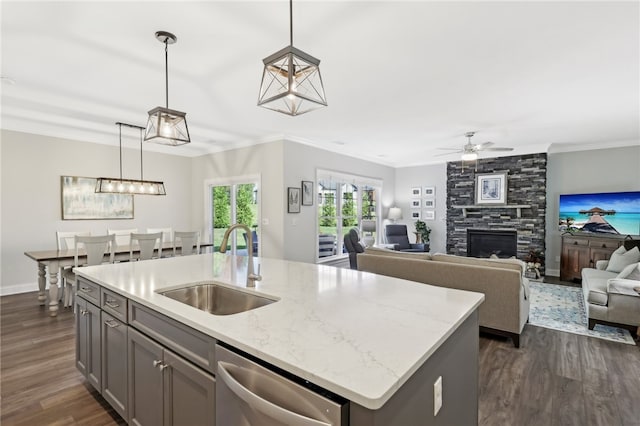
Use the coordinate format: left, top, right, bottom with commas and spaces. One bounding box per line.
528, 282, 636, 345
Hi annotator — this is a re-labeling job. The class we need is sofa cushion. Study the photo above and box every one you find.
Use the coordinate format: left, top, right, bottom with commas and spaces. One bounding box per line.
432, 253, 524, 274
616, 262, 640, 280
605, 246, 640, 273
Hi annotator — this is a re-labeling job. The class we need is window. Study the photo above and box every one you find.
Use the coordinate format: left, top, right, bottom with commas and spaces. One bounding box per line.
205, 176, 260, 256
316, 170, 381, 262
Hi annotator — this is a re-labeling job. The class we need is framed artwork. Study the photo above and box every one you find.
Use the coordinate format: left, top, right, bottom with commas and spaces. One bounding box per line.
287, 187, 301, 213
411, 209, 421, 219
423, 210, 435, 220
423, 186, 435, 198
476, 172, 507, 205
61, 176, 134, 220
411, 187, 421, 197
424, 199, 435, 208
301, 181, 314, 206
411, 199, 421, 208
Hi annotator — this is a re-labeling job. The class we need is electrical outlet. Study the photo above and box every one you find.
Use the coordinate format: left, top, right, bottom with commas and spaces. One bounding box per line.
434, 376, 443, 416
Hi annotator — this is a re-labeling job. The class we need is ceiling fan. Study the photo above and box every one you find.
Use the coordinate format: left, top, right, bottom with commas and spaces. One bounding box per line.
437, 131, 513, 161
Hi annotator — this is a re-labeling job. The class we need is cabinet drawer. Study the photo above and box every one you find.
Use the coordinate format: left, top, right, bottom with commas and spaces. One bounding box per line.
77, 277, 100, 305
589, 239, 620, 250
129, 302, 216, 374
101, 288, 128, 323
563, 237, 589, 247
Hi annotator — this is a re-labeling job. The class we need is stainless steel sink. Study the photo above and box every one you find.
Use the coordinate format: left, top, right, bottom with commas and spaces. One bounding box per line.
159, 284, 277, 315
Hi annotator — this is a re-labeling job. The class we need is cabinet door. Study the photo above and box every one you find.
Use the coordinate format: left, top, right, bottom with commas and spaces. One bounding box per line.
86, 300, 102, 391
128, 327, 163, 426
102, 312, 128, 421
590, 239, 620, 266
75, 297, 88, 377
163, 349, 215, 426
560, 242, 590, 281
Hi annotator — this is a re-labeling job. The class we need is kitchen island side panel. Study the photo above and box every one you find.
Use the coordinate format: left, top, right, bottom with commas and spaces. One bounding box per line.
350, 310, 479, 426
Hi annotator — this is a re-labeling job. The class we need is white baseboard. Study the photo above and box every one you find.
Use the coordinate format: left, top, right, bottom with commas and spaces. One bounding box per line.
0, 282, 39, 296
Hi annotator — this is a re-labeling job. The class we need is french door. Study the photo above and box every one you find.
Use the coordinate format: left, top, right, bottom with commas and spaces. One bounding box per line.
206, 176, 259, 256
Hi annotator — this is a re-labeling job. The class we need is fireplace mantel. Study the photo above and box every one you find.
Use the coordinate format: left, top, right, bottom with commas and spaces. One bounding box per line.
452, 204, 532, 218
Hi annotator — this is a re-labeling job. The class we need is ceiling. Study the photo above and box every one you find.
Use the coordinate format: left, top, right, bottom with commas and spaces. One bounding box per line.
2, 1, 638, 167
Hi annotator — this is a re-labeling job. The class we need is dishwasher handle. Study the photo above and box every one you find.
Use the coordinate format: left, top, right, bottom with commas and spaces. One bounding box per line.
217, 361, 332, 426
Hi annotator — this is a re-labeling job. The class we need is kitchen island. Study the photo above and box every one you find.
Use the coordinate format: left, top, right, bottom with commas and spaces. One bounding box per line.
75, 253, 484, 425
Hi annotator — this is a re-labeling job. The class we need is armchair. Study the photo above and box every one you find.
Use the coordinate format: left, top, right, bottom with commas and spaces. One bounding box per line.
385, 224, 429, 252
343, 229, 365, 269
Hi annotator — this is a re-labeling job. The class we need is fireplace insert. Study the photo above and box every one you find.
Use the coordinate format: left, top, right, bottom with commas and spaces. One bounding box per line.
467, 229, 517, 258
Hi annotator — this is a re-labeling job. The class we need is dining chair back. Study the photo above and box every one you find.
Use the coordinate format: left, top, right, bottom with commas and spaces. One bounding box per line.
63, 234, 116, 308
147, 227, 173, 248
56, 231, 91, 251
107, 228, 138, 248
173, 231, 200, 256
130, 232, 163, 261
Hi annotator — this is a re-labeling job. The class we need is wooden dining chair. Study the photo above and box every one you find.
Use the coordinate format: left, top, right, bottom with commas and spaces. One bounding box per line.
56, 231, 91, 307
63, 234, 116, 308
173, 231, 200, 256
130, 232, 163, 261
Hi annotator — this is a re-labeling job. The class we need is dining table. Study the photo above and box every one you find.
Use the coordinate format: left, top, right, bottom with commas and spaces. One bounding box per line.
24, 242, 213, 316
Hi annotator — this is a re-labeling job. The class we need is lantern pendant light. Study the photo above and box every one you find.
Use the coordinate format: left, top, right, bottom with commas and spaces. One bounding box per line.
258, 0, 327, 116
144, 31, 190, 146
96, 122, 167, 195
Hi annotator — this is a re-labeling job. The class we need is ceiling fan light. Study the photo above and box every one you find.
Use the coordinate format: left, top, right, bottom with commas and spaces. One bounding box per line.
462, 152, 478, 161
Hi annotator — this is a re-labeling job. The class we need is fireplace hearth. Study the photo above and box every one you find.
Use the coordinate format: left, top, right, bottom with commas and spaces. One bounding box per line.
467, 229, 517, 258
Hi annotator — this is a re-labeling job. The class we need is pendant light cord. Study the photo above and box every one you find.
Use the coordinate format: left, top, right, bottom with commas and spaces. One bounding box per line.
289, 0, 293, 46
139, 128, 144, 180
118, 123, 123, 180
164, 40, 169, 108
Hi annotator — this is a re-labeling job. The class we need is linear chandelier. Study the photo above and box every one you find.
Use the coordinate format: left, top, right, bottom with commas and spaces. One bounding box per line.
96, 122, 166, 195
257, 0, 327, 116
144, 31, 190, 146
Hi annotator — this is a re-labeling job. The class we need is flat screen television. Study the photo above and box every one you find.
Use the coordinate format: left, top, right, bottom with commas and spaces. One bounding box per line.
559, 191, 640, 236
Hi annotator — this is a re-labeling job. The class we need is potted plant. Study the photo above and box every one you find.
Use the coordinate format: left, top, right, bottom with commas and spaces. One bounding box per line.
414, 220, 431, 244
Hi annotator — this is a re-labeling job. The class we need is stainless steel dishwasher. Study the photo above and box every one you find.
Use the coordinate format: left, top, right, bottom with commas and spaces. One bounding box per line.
216, 344, 348, 425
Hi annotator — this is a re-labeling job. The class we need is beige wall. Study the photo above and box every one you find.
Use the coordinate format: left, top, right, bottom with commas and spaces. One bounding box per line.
1, 130, 193, 294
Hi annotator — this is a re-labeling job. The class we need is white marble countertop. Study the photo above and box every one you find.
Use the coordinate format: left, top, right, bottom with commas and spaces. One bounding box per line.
76, 253, 484, 410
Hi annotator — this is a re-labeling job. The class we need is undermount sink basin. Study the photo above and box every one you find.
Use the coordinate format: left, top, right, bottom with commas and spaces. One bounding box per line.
159, 284, 277, 316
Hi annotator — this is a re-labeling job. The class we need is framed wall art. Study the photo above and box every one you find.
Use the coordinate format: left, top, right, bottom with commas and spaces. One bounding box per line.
411, 209, 421, 219
411, 187, 421, 197
301, 181, 314, 206
476, 172, 507, 205
61, 176, 134, 220
288, 187, 301, 213
423, 210, 435, 220
423, 186, 435, 198
411, 199, 421, 208
424, 199, 435, 208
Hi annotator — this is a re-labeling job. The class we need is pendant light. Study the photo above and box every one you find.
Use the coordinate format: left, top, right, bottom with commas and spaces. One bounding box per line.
96, 122, 167, 195
144, 31, 190, 146
258, 0, 327, 116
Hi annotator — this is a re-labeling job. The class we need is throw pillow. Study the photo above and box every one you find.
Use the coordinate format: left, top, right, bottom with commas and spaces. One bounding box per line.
606, 246, 640, 273
616, 262, 639, 279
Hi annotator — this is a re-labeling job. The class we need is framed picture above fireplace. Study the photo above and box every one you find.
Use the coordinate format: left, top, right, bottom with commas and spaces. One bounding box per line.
476, 173, 507, 205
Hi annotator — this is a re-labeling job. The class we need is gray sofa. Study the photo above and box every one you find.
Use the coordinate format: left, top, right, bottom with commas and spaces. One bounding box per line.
357, 248, 530, 347
581, 261, 640, 335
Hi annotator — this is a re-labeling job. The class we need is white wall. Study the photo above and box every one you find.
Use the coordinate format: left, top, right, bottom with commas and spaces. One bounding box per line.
545, 145, 640, 275
394, 163, 448, 253
1, 130, 193, 294
190, 141, 286, 259
282, 141, 396, 263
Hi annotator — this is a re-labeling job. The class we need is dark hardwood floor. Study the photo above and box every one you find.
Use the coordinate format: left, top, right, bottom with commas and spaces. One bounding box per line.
1, 291, 638, 425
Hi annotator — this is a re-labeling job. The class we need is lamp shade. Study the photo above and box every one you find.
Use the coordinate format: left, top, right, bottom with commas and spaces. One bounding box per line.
144, 106, 190, 146
361, 219, 376, 233
388, 207, 402, 221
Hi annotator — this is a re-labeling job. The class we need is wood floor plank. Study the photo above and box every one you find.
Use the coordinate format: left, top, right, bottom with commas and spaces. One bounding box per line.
1, 291, 638, 426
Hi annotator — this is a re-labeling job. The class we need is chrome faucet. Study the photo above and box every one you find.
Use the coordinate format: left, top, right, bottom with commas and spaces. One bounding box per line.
219, 224, 262, 287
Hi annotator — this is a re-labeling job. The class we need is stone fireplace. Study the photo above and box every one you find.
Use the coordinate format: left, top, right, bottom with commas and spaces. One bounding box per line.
446, 153, 547, 274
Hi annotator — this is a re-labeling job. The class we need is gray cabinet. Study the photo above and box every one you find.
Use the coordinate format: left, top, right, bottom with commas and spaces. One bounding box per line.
101, 311, 128, 421
128, 327, 215, 426
76, 295, 101, 391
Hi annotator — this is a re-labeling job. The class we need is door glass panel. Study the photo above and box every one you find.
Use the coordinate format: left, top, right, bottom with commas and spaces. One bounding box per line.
212, 186, 231, 252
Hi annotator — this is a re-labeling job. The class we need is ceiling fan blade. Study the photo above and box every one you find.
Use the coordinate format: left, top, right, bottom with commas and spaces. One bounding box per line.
476, 141, 494, 149
437, 147, 463, 151
434, 151, 461, 157
483, 147, 514, 151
